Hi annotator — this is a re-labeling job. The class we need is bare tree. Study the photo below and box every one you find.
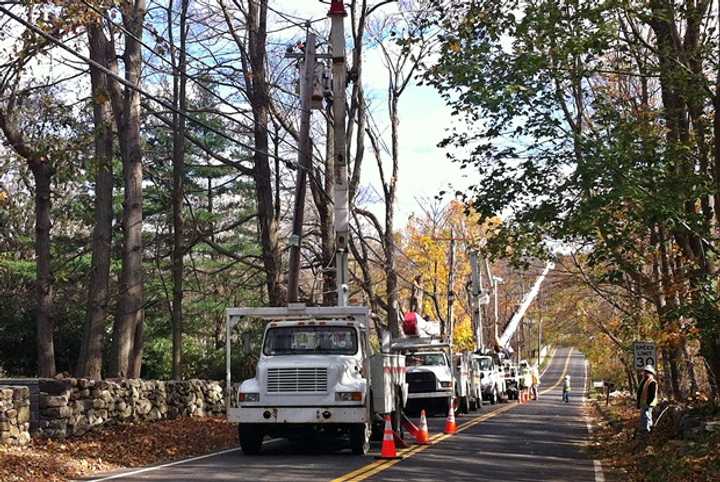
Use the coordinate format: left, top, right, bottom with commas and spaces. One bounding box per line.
76, 22, 115, 379
354, 3, 436, 335
105, 0, 148, 378
220, 0, 284, 305
169, 0, 189, 380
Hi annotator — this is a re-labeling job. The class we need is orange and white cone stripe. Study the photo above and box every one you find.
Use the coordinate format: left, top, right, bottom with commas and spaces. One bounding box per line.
376, 415, 402, 459
416, 409, 430, 444
444, 403, 457, 434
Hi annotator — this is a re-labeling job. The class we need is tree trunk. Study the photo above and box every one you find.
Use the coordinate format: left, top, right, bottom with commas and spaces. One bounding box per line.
109, 0, 147, 378
384, 94, 400, 336
0, 94, 57, 378
248, 0, 283, 305
321, 105, 336, 305
32, 163, 55, 378
170, 0, 188, 381
683, 341, 699, 397
76, 24, 114, 379
701, 332, 720, 400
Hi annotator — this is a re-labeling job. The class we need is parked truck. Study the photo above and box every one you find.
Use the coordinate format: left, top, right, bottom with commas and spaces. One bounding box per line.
455, 352, 481, 412
398, 312, 454, 416
225, 304, 407, 455
474, 353, 505, 405
404, 350, 454, 415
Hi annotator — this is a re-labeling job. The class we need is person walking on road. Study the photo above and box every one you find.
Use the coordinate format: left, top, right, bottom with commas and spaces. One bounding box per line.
562, 375, 570, 403
636, 365, 658, 433
530, 364, 540, 400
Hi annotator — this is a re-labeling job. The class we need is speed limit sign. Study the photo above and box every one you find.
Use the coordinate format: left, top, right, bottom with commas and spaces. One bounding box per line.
633, 341, 657, 369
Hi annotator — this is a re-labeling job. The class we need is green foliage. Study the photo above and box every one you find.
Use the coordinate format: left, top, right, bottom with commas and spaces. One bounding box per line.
0, 68, 263, 379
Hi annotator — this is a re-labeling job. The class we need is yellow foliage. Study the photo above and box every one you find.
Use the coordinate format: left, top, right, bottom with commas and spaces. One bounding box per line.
398, 201, 501, 348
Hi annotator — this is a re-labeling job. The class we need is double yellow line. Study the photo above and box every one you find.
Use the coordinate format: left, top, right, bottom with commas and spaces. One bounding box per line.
332, 348, 574, 482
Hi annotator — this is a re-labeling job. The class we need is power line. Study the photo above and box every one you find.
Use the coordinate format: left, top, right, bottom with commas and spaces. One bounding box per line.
0, 2, 342, 185
78, 0, 306, 160
0, 5, 284, 163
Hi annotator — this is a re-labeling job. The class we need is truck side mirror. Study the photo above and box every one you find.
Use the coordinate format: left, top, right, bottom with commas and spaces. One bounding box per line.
381, 329, 391, 354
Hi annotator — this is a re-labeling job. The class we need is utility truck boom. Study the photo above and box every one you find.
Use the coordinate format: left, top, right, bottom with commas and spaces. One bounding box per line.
498, 262, 554, 350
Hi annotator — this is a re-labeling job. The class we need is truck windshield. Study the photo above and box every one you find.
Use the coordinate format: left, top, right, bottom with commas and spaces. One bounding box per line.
263, 326, 358, 356
406, 353, 447, 367
477, 358, 493, 370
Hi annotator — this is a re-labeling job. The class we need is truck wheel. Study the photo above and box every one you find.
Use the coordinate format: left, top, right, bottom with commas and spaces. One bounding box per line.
491, 388, 498, 405
350, 422, 371, 455
460, 396, 469, 414
238, 424, 264, 455
441, 398, 451, 416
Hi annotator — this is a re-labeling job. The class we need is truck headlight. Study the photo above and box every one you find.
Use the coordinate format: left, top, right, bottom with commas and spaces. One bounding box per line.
238, 392, 260, 402
335, 391, 363, 401
439, 381, 452, 389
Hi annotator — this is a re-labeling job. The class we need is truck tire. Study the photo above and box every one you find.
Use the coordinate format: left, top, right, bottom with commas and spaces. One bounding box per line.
459, 396, 469, 414
490, 387, 498, 405
238, 424, 264, 455
350, 422, 371, 455
439, 397, 451, 416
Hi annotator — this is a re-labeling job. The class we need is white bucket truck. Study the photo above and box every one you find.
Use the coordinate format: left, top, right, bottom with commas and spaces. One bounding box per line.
225, 304, 407, 455
397, 312, 453, 415
475, 353, 506, 404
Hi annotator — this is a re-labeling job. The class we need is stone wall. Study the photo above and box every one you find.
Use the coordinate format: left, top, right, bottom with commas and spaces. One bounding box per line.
0, 379, 224, 443
0, 386, 31, 445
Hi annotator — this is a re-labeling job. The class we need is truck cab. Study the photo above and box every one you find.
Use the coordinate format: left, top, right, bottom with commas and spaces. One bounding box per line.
226, 305, 405, 455
405, 350, 453, 415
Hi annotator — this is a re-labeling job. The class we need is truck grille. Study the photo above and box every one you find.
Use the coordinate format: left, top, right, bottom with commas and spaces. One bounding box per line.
266, 367, 328, 393
406, 371, 437, 393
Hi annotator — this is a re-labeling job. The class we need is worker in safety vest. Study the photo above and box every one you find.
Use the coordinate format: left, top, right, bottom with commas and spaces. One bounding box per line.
530, 365, 540, 400
562, 375, 570, 403
636, 365, 658, 433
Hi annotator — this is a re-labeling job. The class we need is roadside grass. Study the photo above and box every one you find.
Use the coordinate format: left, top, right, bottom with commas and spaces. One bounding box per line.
588, 396, 720, 482
0, 417, 237, 482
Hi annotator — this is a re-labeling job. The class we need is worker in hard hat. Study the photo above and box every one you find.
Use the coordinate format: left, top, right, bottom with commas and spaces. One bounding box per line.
523, 367, 532, 401
530, 365, 540, 400
636, 365, 658, 433
562, 375, 570, 403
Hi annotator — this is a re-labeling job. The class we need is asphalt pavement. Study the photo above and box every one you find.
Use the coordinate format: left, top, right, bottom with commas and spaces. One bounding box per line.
82, 347, 601, 482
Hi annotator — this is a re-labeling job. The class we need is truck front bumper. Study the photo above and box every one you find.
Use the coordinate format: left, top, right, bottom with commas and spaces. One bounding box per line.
407, 390, 452, 400
227, 406, 368, 424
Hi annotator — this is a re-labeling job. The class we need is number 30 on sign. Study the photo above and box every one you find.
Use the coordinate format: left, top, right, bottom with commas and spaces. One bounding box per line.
633, 341, 657, 369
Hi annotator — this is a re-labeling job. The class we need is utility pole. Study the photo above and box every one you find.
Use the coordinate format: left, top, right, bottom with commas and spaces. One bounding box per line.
328, 0, 349, 306
447, 229, 456, 409
537, 287, 543, 367
286, 28, 317, 303
469, 252, 488, 352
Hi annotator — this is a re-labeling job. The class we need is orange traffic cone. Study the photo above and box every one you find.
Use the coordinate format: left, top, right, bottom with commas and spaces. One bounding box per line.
416, 410, 430, 444
444, 404, 457, 434
376, 415, 402, 459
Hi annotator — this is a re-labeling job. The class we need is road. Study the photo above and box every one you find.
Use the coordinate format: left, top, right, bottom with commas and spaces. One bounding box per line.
83, 347, 601, 482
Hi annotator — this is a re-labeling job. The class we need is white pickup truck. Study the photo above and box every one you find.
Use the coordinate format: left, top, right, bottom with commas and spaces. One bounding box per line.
226, 305, 406, 455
